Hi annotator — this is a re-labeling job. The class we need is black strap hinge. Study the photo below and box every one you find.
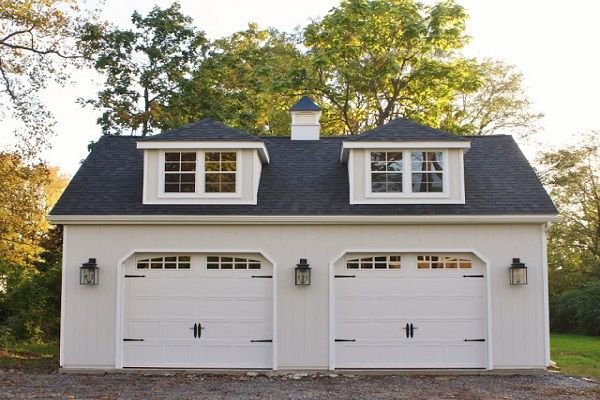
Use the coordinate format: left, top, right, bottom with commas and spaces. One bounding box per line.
463, 274, 484, 278
123, 338, 144, 342
250, 339, 273, 343
251, 275, 272, 278
124, 274, 146, 278
464, 338, 486, 342
335, 339, 356, 342
334, 275, 356, 278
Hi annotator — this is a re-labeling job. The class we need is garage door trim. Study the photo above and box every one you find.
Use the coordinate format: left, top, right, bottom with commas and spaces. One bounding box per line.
115, 248, 278, 370
328, 248, 492, 370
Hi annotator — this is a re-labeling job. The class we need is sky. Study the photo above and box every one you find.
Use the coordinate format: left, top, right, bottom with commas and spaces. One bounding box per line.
5, 0, 600, 175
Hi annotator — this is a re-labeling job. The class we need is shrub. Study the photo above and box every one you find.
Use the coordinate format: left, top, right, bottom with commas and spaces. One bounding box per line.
551, 282, 600, 335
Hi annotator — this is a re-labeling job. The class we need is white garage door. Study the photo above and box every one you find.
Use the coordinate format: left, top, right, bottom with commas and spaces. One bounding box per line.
334, 254, 486, 369
122, 254, 273, 368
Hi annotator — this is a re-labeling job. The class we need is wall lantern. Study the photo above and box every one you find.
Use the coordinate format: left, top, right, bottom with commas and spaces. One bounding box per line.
509, 258, 528, 286
80, 258, 99, 285
295, 258, 311, 286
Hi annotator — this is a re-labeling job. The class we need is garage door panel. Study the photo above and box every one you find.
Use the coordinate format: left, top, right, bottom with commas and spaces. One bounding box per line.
123, 255, 273, 369
334, 255, 486, 369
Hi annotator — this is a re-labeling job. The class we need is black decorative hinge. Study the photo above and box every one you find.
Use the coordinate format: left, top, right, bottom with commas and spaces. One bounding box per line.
334, 275, 356, 278
464, 338, 486, 342
251, 275, 273, 278
124, 274, 146, 278
250, 339, 273, 343
123, 338, 144, 342
335, 339, 356, 342
463, 274, 484, 278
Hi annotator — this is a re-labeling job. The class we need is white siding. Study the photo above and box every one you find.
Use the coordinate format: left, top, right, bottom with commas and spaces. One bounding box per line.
62, 223, 547, 369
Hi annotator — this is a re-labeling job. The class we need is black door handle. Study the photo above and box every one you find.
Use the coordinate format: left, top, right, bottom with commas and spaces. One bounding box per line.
403, 323, 410, 338
198, 322, 204, 338
410, 323, 413, 338
193, 322, 197, 338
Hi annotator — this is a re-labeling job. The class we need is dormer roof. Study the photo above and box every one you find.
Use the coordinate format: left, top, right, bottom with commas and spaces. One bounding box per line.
344, 118, 468, 142
137, 118, 269, 163
290, 96, 321, 112
140, 118, 264, 142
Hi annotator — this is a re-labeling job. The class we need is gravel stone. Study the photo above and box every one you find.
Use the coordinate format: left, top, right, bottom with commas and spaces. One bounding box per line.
0, 370, 598, 399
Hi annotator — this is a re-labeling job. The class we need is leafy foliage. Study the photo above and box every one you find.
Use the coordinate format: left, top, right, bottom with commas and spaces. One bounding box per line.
81, 2, 207, 135
0, 0, 98, 153
0, 153, 68, 267
85, 1, 540, 138
538, 134, 600, 297
550, 283, 600, 335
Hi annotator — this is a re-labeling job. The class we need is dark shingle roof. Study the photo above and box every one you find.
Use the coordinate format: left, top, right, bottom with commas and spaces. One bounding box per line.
51, 135, 557, 217
140, 118, 263, 142
290, 96, 321, 111
345, 118, 468, 141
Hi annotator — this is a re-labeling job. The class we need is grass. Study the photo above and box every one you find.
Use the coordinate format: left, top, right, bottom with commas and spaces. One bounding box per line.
551, 333, 600, 381
0, 340, 59, 371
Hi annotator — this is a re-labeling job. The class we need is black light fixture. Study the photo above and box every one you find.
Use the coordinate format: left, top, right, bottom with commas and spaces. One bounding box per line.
80, 258, 99, 285
295, 258, 311, 286
509, 258, 527, 285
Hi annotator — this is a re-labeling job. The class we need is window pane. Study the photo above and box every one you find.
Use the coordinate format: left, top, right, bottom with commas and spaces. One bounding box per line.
205, 183, 219, 192
165, 162, 180, 172
205, 174, 219, 183
165, 256, 177, 262
387, 182, 402, 192
387, 173, 403, 182
205, 162, 220, 172
371, 152, 385, 162
387, 161, 402, 171
220, 173, 235, 183
178, 263, 191, 269
207, 263, 219, 269
181, 162, 196, 172
222, 162, 236, 172
249, 263, 261, 270
221, 257, 233, 262
165, 262, 177, 269
387, 152, 402, 161
165, 174, 179, 183
221, 183, 236, 193
205, 152, 220, 162
371, 162, 386, 171
181, 183, 195, 192
181, 173, 195, 183
221, 263, 233, 269
181, 152, 196, 162
165, 153, 180, 161
207, 256, 219, 263
222, 152, 236, 161
165, 184, 179, 192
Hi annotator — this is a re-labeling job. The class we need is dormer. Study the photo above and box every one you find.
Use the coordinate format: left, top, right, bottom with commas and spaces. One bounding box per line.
136, 119, 269, 205
340, 119, 471, 204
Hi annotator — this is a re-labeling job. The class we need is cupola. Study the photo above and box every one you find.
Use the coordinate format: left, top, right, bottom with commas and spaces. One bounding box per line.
290, 96, 321, 140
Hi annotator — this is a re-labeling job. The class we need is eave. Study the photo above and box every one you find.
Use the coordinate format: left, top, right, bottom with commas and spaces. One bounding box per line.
136, 141, 270, 164
340, 140, 472, 163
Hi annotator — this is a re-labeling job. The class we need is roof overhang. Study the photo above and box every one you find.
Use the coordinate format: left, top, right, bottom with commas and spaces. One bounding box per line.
48, 214, 559, 225
340, 140, 472, 163
136, 141, 270, 164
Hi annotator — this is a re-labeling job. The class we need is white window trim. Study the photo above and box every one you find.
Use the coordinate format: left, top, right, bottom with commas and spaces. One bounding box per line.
158, 150, 242, 199
364, 149, 450, 198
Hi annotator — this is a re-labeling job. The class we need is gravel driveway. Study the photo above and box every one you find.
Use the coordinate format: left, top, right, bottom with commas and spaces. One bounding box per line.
0, 370, 598, 399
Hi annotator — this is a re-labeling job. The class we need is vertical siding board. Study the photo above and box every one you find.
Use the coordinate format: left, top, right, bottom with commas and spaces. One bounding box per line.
61, 223, 548, 369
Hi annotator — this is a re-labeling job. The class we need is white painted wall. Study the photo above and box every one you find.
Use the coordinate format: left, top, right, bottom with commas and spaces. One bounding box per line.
350, 148, 465, 204
61, 223, 548, 370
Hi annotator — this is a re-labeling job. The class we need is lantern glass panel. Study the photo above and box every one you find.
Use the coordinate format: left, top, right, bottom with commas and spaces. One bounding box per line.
295, 268, 311, 286
510, 267, 527, 285
80, 266, 99, 285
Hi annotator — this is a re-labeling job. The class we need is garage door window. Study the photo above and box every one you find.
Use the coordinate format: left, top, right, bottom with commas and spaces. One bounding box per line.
346, 256, 401, 269
136, 255, 191, 270
417, 255, 471, 269
207, 256, 261, 270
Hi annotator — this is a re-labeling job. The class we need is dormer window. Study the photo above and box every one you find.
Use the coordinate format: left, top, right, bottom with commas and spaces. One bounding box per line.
367, 150, 446, 196
370, 152, 403, 193
205, 152, 236, 193
411, 151, 443, 193
165, 152, 197, 193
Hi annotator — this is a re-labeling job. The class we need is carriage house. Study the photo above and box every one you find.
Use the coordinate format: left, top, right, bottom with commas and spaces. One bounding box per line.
50, 96, 558, 371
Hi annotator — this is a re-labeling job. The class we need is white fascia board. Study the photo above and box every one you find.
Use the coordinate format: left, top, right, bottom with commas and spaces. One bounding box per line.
340, 140, 471, 162
137, 141, 270, 164
48, 214, 560, 225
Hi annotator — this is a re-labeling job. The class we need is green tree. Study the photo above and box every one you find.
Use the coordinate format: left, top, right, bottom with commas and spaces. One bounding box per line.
538, 134, 600, 297
304, 0, 540, 135
169, 24, 306, 135
81, 2, 207, 135
0, 0, 98, 153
